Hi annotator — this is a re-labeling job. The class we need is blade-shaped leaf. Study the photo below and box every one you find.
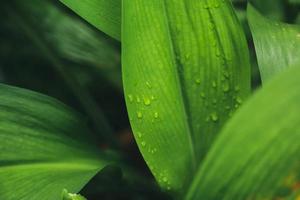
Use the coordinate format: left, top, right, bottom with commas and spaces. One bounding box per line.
3, 1, 118, 146
186, 66, 300, 200
249, 0, 285, 21
59, 0, 121, 40
248, 4, 300, 83
122, 0, 250, 192
0, 84, 114, 200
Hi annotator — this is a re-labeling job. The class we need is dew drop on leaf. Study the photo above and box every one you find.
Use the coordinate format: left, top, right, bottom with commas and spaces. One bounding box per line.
154, 112, 159, 119
236, 96, 243, 104
195, 78, 201, 84
223, 82, 230, 92
146, 81, 152, 89
143, 97, 151, 106
137, 132, 142, 138
128, 94, 134, 103
212, 81, 217, 88
163, 177, 168, 183
141, 141, 146, 147
210, 112, 219, 122
200, 92, 206, 98
137, 111, 143, 119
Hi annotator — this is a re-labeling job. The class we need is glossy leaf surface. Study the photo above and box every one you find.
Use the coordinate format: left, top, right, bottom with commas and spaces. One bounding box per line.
59, 0, 121, 40
0, 84, 113, 200
248, 4, 300, 83
122, 0, 250, 192
186, 66, 300, 199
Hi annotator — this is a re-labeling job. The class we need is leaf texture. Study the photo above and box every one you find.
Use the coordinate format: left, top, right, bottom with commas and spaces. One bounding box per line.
186, 66, 300, 200
0, 84, 113, 200
248, 4, 300, 83
59, 0, 121, 40
122, 0, 250, 192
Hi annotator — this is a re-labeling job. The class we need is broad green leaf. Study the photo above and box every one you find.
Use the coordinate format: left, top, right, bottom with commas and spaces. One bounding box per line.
248, 4, 300, 83
59, 0, 121, 40
250, 0, 285, 21
0, 84, 114, 200
122, 0, 250, 192
186, 66, 300, 200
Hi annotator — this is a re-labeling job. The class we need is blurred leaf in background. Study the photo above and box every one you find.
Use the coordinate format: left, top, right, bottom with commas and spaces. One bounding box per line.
0, 1, 171, 199
0, 0, 128, 141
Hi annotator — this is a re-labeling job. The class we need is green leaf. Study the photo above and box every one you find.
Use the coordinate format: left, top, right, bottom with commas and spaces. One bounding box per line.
59, 0, 121, 40
62, 189, 87, 200
248, 4, 300, 83
0, 84, 114, 200
185, 66, 300, 200
4, 1, 118, 146
6, 0, 122, 90
289, 0, 300, 5
249, 0, 285, 21
122, 0, 250, 193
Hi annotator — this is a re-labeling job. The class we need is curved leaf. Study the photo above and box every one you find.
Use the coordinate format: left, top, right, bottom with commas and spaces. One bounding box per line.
122, 0, 250, 192
59, 0, 121, 40
0, 84, 114, 200
248, 4, 300, 83
4, 1, 117, 146
186, 66, 300, 200
249, 0, 285, 21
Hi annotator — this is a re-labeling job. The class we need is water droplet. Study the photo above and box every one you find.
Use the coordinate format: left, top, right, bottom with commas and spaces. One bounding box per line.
128, 94, 134, 103
185, 54, 190, 60
234, 85, 240, 92
144, 97, 151, 106
212, 81, 217, 88
212, 99, 217, 104
236, 96, 243, 104
200, 92, 206, 98
223, 71, 230, 78
210, 112, 219, 122
195, 78, 201, 84
223, 82, 230, 92
163, 177, 168, 183
151, 148, 157, 154
146, 81, 152, 89
137, 132, 142, 138
154, 112, 159, 119
141, 141, 146, 147
225, 105, 231, 110
137, 111, 143, 119
136, 96, 141, 103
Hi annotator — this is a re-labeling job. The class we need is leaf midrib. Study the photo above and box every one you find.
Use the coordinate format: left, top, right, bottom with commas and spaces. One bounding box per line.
162, 0, 197, 171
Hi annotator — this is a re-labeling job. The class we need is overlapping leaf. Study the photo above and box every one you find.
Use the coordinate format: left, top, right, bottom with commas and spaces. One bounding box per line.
248, 4, 300, 83
59, 0, 121, 40
186, 66, 300, 200
122, 0, 250, 193
0, 84, 114, 200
